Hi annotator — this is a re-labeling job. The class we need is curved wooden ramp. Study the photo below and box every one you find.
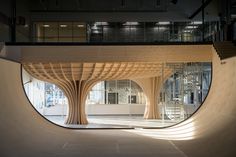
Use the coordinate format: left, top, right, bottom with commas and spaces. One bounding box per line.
0, 46, 236, 157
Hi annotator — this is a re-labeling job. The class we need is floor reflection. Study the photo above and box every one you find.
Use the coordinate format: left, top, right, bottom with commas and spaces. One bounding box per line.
45, 115, 181, 128
125, 119, 195, 140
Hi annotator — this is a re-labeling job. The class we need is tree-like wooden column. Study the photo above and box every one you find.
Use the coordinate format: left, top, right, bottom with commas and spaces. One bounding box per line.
57, 80, 94, 124
144, 77, 162, 119
134, 70, 172, 119
24, 63, 98, 124
134, 77, 162, 119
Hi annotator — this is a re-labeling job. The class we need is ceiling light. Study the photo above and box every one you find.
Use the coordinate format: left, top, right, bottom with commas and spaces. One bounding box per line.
190, 21, 202, 25
123, 22, 139, 26
185, 26, 198, 29
77, 24, 85, 28
43, 24, 50, 28
156, 22, 170, 25
183, 30, 191, 33
60, 24, 67, 28
95, 22, 109, 25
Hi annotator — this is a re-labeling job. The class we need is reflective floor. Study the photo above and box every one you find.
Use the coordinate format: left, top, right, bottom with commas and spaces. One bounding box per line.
45, 115, 179, 128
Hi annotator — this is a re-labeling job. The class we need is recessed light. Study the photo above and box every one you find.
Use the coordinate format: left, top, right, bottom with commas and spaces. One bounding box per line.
183, 30, 191, 33
60, 24, 67, 28
185, 26, 198, 29
190, 21, 202, 25
77, 24, 85, 28
156, 22, 170, 25
95, 22, 108, 26
43, 24, 50, 27
123, 22, 139, 26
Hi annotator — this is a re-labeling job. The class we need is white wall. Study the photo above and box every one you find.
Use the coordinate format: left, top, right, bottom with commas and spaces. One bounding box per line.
86, 104, 145, 115
43, 104, 68, 116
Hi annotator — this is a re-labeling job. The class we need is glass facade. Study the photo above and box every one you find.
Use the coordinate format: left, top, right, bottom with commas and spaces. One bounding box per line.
86, 80, 145, 105
23, 70, 68, 125
35, 22, 87, 42
161, 63, 211, 121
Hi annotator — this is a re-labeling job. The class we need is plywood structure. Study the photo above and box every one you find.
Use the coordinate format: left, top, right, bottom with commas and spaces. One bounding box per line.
134, 73, 172, 119
19, 44, 212, 124
3, 45, 212, 63
1, 46, 236, 156
23, 62, 172, 124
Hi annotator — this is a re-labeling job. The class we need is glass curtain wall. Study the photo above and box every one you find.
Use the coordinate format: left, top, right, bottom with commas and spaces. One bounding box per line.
23, 70, 68, 125
86, 80, 145, 105
35, 22, 87, 42
161, 63, 211, 121
33, 21, 219, 42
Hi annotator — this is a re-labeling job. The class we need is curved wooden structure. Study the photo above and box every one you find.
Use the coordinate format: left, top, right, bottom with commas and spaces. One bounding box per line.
1, 46, 236, 156
23, 62, 172, 124
17, 45, 212, 124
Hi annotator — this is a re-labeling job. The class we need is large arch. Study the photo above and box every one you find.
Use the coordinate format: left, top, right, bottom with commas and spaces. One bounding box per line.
1, 46, 236, 156
133, 71, 172, 119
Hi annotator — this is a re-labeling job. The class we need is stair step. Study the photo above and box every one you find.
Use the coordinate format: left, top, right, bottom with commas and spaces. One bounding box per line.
214, 41, 236, 60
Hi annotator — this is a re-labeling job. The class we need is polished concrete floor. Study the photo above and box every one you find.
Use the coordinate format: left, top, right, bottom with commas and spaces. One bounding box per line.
45, 115, 180, 128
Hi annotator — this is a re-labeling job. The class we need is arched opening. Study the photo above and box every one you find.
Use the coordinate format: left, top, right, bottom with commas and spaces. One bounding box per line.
85, 80, 146, 127
22, 69, 68, 125
160, 62, 212, 124
22, 61, 211, 128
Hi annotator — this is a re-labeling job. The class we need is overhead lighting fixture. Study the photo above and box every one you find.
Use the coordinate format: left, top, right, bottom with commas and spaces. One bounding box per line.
183, 30, 191, 33
95, 22, 109, 26
185, 26, 198, 29
60, 24, 67, 28
156, 22, 170, 25
190, 21, 202, 25
77, 24, 85, 28
43, 24, 50, 28
123, 22, 139, 26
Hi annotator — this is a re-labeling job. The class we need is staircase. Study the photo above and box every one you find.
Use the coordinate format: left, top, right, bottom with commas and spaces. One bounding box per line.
164, 103, 184, 120
213, 41, 236, 60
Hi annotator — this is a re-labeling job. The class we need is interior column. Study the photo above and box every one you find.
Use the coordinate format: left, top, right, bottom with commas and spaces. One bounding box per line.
134, 77, 162, 119
57, 80, 94, 125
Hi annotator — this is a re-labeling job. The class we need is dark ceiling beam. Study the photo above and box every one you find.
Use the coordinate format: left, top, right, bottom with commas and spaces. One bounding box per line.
189, 0, 213, 19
